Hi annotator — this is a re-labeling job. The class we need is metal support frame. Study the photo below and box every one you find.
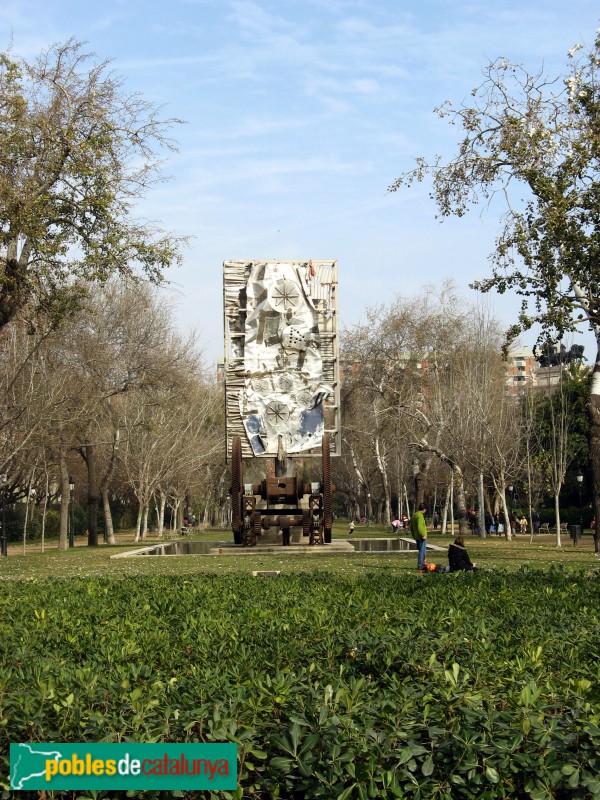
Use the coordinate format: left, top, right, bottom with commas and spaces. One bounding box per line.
230, 432, 332, 547
242, 495, 258, 547
308, 495, 324, 546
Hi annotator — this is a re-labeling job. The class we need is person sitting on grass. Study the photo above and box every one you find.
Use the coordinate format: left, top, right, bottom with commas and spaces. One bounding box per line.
448, 536, 478, 572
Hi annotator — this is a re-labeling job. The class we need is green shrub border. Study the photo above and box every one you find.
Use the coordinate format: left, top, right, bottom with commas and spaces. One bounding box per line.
1, 568, 599, 799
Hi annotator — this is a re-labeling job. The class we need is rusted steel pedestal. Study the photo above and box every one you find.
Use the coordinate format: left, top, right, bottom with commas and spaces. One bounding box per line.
230, 434, 332, 547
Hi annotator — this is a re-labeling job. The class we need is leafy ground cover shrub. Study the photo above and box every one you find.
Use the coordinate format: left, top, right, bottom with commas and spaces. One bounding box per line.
1, 568, 599, 798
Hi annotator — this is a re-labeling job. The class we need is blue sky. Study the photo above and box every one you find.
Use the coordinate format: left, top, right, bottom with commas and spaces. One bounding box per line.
2, 0, 599, 366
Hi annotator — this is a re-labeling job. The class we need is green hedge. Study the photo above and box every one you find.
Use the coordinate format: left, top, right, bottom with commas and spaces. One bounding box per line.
1, 569, 599, 799
3, 505, 98, 542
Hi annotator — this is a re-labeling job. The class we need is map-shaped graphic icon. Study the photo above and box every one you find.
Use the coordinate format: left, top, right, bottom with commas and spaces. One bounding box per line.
11, 743, 62, 790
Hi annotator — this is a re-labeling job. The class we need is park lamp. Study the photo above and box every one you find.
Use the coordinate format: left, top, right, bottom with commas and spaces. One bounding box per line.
507, 485, 514, 523
576, 471, 584, 530
69, 476, 75, 493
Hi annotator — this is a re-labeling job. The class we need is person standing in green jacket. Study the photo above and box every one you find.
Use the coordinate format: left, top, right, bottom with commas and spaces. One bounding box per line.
410, 502, 428, 570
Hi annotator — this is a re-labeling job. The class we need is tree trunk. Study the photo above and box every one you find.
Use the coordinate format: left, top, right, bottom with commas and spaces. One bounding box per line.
501, 494, 512, 541
156, 489, 166, 538
554, 492, 562, 548
374, 436, 391, 525
526, 433, 535, 545
478, 472, 486, 539
346, 440, 368, 523
441, 478, 451, 535
58, 449, 70, 551
86, 444, 99, 546
396, 457, 403, 519
450, 476, 455, 536
589, 342, 600, 554
101, 487, 116, 544
22, 489, 31, 555
134, 505, 143, 542
41, 470, 49, 554
453, 467, 469, 536
412, 454, 422, 507
176, 497, 184, 530
100, 431, 119, 545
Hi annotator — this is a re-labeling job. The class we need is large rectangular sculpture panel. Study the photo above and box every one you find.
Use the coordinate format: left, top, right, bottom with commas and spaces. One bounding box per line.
223, 260, 340, 460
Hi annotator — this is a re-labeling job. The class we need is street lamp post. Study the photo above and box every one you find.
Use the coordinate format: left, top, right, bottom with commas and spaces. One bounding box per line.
575, 471, 584, 548
366, 493, 371, 528
507, 484, 514, 535
576, 471, 583, 526
68, 477, 75, 548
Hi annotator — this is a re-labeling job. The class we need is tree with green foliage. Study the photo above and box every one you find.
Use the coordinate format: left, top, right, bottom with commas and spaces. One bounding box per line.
0, 39, 184, 329
529, 366, 590, 546
391, 32, 600, 550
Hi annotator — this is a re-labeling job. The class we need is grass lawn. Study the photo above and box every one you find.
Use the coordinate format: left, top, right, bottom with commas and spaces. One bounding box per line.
2, 523, 600, 798
1, 521, 598, 581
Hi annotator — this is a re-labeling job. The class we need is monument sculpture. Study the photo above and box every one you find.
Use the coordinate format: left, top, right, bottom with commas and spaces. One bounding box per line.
223, 260, 340, 546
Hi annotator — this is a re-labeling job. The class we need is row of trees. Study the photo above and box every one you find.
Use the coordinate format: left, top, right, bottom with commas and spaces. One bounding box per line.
0, 38, 222, 549
335, 284, 591, 548
3, 274, 589, 551
390, 33, 600, 550
0, 280, 225, 549
1, 35, 599, 551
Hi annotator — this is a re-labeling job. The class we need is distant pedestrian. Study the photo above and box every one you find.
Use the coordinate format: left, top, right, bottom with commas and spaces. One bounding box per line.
498, 511, 506, 536
410, 502, 428, 571
348, 520, 355, 535
531, 508, 541, 535
519, 515, 527, 534
433, 510, 440, 530
468, 508, 479, 535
